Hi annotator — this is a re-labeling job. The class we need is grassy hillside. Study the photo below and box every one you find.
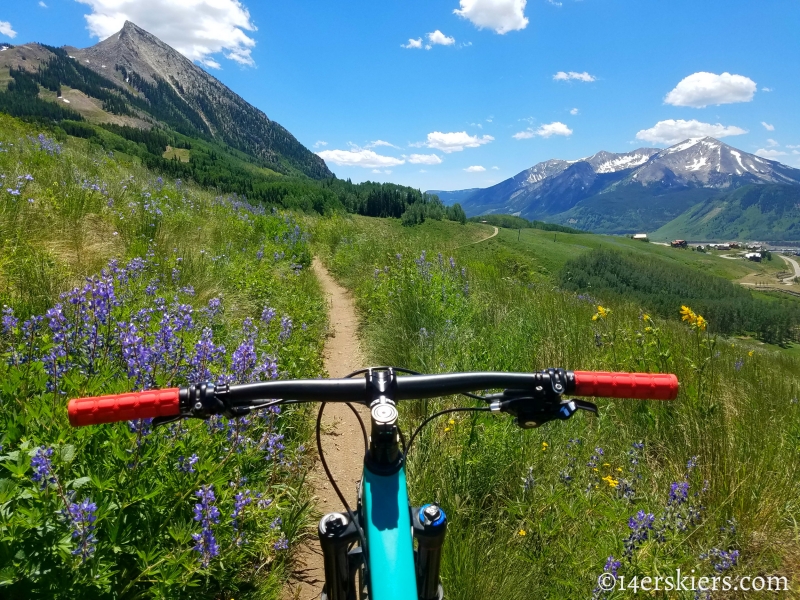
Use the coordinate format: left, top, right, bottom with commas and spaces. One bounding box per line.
554, 186, 720, 234
653, 184, 800, 242
314, 215, 800, 599
0, 114, 327, 598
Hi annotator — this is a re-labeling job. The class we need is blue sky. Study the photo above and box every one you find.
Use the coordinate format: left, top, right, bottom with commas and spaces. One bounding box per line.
2, 0, 799, 191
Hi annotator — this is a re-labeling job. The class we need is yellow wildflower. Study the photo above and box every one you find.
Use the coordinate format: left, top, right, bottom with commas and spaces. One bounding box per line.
518, 529, 527, 536
643, 313, 651, 322
597, 306, 609, 318
695, 315, 707, 331
616, 467, 623, 472
591, 314, 598, 321
680, 305, 697, 324
644, 326, 653, 333
444, 427, 451, 432
602, 463, 611, 467
542, 442, 549, 451
592, 468, 599, 472
448, 419, 455, 425
602, 475, 619, 488
748, 350, 754, 357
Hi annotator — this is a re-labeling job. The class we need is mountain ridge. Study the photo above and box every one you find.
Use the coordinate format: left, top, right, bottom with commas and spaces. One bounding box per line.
1, 21, 331, 179
428, 138, 800, 235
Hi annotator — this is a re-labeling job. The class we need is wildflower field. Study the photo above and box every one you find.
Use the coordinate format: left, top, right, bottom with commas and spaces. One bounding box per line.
0, 115, 327, 598
314, 215, 800, 599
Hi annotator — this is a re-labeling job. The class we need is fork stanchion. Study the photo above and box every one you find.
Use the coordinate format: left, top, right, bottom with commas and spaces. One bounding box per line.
413, 503, 447, 600
319, 512, 360, 600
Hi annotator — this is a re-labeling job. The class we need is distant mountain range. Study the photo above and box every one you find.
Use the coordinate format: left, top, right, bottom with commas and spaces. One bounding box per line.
429, 138, 800, 238
0, 22, 330, 179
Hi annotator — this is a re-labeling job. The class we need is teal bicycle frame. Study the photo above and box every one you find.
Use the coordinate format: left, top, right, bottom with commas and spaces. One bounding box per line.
361, 464, 417, 599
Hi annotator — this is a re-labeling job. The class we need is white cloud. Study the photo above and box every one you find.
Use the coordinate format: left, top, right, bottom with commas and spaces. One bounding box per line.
75, 0, 257, 67
755, 148, 787, 159
547, 0, 563, 5
553, 71, 596, 82
402, 37, 423, 49
762, 87, 773, 92
371, 169, 381, 173
408, 153, 443, 165
384, 170, 393, 174
0, 21, 17, 39
39, 1, 48, 7
664, 72, 756, 108
513, 121, 573, 139
424, 131, 494, 153
366, 140, 400, 149
426, 30, 455, 49
787, 145, 800, 149
313, 141, 328, 148
767, 139, 779, 147
761, 122, 775, 131
570, 108, 579, 115
419, 169, 428, 173
465, 165, 486, 172
454, 0, 529, 34
635, 119, 747, 144
491, 166, 500, 170
317, 149, 405, 168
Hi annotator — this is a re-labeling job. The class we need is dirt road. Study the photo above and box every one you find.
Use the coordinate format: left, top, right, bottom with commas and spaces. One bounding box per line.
779, 254, 800, 284
283, 259, 368, 599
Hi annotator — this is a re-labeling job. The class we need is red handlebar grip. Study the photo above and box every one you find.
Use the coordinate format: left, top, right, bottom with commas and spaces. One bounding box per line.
68, 388, 181, 427
572, 372, 679, 400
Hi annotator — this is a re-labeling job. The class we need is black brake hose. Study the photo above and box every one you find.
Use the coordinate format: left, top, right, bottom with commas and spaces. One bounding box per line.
406, 406, 491, 456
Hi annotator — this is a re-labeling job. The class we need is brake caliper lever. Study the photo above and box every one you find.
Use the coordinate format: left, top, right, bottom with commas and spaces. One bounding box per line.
492, 397, 598, 429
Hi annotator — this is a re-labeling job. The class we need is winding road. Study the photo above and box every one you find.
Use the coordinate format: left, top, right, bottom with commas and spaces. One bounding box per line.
779, 254, 800, 284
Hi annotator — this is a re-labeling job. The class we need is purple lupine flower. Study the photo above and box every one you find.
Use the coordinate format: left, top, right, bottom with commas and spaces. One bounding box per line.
734, 358, 744, 371
179, 454, 199, 473
128, 418, 154, 444
270, 516, 282, 530
257, 496, 272, 510
1, 305, 17, 333
687, 456, 698, 471
273, 535, 289, 551
31, 446, 56, 489
279, 316, 293, 342
700, 548, 740, 573
192, 485, 221, 567
67, 498, 98, 561
232, 490, 253, 545
263, 432, 286, 461
191, 328, 225, 382
261, 307, 276, 324
449, 257, 456, 268
256, 248, 264, 260
668, 481, 689, 505
604, 556, 621, 578
623, 510, 655, 557
179, 285, 195, 296
206, 298, 222, 318
255, 354, 279, 380
231, 338, 257, 383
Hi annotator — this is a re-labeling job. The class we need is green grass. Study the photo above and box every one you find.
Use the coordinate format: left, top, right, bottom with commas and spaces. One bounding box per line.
313, 214, 800, 599
483, 227, 762, 281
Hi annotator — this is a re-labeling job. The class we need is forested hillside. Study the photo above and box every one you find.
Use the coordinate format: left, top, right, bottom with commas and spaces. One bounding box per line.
559, 248, 800, 344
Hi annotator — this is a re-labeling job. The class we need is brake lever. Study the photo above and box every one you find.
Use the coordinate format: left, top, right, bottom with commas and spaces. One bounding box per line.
492, 397, 598, 429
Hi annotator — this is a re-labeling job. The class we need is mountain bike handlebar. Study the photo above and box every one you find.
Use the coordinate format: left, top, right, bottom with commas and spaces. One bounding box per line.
67, 369, 679, 427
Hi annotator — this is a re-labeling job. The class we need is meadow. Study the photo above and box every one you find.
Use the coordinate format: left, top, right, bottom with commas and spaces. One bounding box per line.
2, 110, 799, 599
313, 214, 800, 599
0, 114, 327, 598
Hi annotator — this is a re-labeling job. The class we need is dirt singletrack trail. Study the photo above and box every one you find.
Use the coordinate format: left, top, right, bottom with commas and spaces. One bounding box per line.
283, 258, 368, 600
